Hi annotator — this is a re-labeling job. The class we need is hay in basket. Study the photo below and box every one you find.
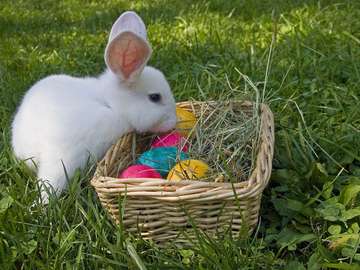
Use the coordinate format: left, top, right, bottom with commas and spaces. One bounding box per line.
91, 100, 274, 245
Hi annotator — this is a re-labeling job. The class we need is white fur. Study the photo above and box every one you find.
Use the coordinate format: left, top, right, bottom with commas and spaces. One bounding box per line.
11, 12, 176, 203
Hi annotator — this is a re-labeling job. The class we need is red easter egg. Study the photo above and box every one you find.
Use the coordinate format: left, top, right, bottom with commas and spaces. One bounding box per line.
151, 132, 189, 152
118, 164, 162, 179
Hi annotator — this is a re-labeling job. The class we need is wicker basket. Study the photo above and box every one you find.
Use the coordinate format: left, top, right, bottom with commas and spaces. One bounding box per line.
91, 100, 274, 245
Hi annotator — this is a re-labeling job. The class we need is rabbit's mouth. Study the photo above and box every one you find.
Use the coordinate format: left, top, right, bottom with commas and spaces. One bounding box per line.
150, 116, 177, 133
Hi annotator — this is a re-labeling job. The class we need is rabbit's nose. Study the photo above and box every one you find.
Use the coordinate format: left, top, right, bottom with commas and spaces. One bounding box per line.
166, 115, 177, 129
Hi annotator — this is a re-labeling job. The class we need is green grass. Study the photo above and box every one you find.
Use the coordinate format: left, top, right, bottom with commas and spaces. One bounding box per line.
1, 0, 360, 269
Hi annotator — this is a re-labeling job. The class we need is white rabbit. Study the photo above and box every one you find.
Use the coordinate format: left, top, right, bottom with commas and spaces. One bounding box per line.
11, 11, 177, 203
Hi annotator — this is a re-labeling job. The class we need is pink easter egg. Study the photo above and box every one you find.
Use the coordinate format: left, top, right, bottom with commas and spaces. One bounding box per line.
151, 132, 189, 152
118, 164, 162, 179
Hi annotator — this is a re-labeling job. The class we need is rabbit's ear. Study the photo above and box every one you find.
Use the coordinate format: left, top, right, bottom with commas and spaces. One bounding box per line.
104, 11, 152, 84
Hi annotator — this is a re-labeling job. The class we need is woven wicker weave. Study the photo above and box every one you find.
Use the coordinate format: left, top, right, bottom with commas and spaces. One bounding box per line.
91, 100, 274, 245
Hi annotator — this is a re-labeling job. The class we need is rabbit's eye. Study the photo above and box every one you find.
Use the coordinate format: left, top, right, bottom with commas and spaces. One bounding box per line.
148, 93, 162, 103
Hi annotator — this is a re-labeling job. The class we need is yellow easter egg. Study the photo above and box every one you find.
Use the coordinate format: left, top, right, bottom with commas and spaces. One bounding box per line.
175, 107, 197, 136
167, 159, 210, 181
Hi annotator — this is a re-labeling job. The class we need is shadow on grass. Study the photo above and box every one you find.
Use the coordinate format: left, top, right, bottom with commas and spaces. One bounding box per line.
0, 0, 343, 38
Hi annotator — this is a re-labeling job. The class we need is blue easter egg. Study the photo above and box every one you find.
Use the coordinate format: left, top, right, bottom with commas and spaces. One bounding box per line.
137, 147, 189, 177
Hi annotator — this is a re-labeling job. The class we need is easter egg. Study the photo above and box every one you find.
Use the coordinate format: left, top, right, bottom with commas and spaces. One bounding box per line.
175, 107, 197, 136
118, 164, 162, 179
151, 131, 189, 152
137, 147, 189, 177
167, 159, 210, 181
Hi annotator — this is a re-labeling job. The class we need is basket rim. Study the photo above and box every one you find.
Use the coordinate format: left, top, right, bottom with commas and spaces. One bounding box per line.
91, 100, 274, 193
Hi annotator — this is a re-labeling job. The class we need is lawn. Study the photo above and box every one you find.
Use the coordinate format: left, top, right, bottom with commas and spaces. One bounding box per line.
1, 0, 360, 269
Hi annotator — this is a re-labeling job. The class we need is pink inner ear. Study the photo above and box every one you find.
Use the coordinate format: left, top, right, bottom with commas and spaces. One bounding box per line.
108, 32, 149, 80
